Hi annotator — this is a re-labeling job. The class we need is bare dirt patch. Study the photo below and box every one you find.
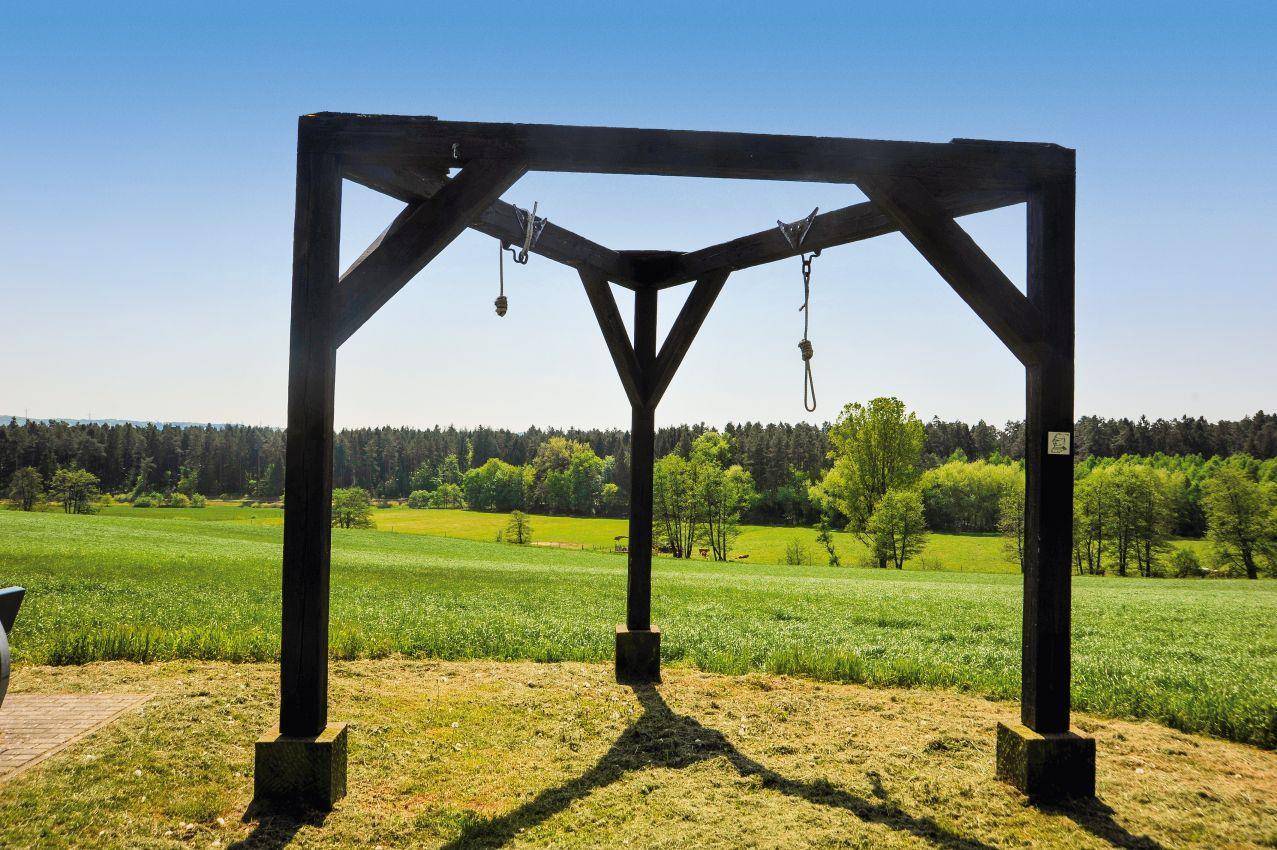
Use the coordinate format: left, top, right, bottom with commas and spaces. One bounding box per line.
0, 660, 1273, 848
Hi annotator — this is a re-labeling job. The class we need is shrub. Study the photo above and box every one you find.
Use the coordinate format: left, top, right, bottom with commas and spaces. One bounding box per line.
133, 492, 161, 508
161, 492, 191, 508
784, 539, 813, 566
1168, 548, 1205, 577
407, 490, 431, 509
190, 494, 207, 508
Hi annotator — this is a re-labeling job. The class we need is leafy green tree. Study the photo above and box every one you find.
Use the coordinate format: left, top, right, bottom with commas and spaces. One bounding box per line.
428, 482, 466, 510
409, 462, 436, 492
251, 463, 283, 502
434, 455, 463, 489
1073, 469, 1114, 574
49, 467, 100, 514
814, 398, 924, 566
653, 453, 701, 558
505, 510, 533, 544
1201, 467, 1275, 579
919, 459, 1020, 532
407, 489, 431, 509
998, 470, 1026, 571
331, 486, 374, 529
815, 515, 841, 566
463, 458, 526, 512
700, 464, 756, 561
7, 467, 43, 511
865, 488, 929, 569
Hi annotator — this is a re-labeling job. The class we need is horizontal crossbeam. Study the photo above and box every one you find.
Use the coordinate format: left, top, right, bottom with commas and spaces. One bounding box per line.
344, 162, 641, 287
304, 114, 1072, 190
629, 188, 1025, 288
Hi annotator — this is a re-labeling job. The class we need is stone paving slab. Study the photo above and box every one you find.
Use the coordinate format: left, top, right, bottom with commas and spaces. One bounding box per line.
0, 694, 151, 781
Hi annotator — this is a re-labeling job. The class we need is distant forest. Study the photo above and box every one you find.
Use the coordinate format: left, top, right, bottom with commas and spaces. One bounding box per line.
3, 411, 1275, 525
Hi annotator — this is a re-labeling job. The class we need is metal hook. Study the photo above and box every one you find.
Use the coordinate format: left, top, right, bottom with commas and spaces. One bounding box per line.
509, 202, 548, 264
777, 207, 819, 251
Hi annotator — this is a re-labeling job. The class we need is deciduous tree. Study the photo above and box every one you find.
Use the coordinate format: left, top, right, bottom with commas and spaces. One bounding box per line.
865, 488, 928, 569
331, 486, 374, 529
7, 467, 43, 511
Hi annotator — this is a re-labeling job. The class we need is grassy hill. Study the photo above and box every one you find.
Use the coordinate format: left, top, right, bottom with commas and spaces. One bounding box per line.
1, 509, 1272, 747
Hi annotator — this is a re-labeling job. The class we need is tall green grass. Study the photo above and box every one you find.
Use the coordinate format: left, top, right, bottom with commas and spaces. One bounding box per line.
1, 510, 1273, 747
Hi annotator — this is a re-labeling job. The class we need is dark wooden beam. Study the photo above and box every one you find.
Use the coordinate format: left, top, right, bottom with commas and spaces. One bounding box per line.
280, 147, 342, 737
858, 175, 1047, 366
344, 162, 641, 286
1021, 174, 1076, 734
630, 189, 1024, 288
647, 272, 730, 407
579, 270, 643, 408
627, 287, 658, 631
305, 114, 1073, 190
333, 157, 526, 347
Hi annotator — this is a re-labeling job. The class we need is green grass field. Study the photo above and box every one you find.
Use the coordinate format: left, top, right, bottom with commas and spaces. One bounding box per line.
100, 502, 1213, 572
2, 509, 1273, 749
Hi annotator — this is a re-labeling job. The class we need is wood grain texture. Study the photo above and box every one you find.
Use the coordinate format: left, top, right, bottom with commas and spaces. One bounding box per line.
280, 147, 342, 737
306, 114, 1071, 189
631, 189, 1024, 288
1022, 173, 1076, 735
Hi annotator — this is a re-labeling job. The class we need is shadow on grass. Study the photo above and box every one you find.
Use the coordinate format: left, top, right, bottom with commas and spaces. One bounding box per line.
1043, 799, 1166, 850
441, 684, 998, 850
228, 799, 329, 850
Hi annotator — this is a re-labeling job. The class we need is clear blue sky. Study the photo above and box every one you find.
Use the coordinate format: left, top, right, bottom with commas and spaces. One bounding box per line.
2, 2, 1273, 430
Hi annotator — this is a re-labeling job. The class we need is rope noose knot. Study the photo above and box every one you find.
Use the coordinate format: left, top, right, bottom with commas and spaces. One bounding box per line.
799, 338, 816, 412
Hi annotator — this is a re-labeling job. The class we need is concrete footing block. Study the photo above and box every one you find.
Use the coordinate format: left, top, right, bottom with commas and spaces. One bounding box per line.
996, 721, 1095, 801
254, 723, 348, 810
615, 625, 661, 683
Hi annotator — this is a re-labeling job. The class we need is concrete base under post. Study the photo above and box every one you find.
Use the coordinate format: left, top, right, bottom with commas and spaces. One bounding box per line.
996, 722, 1095, 801
254, 723, 348, 810
615, 625, 661, 683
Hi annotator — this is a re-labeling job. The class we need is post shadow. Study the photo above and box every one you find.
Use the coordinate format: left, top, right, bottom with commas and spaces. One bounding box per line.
228, 801, 329, 850
441, 684, 998, 850
1040, 800, 1166, 850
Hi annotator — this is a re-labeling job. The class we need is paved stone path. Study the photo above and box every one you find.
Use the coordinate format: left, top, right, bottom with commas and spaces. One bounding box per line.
0, 694, 151, 781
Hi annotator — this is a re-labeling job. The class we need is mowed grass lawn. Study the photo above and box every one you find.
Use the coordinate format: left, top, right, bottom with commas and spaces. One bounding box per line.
101, 502, 1213, 572
2, 510, 1273, 749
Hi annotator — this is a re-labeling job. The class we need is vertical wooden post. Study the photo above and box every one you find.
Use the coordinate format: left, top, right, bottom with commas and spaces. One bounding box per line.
627, 287, 658, 631
279, 145, 342, 738
1022, 175, 1074, 734
997, 164, 1094, 800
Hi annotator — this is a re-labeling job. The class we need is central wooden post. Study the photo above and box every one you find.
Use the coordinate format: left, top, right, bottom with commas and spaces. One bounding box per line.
616, 287, 661, 680
627, 288, 657, 631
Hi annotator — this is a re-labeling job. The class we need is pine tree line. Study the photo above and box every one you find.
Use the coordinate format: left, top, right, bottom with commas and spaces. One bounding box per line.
2, 411, 1274, 524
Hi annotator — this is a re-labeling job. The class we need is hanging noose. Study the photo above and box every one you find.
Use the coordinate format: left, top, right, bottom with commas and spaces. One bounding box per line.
778, 208, 820, 412
493, 242, 508, 316
798, 249, 820, 412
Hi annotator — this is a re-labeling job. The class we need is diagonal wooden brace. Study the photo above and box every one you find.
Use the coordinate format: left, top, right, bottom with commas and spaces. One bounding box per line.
858, 175, 1048, 366
333, 157, 527, 347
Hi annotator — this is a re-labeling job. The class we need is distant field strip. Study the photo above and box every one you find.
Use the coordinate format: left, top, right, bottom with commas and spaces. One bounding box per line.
1, 511, 1273, 747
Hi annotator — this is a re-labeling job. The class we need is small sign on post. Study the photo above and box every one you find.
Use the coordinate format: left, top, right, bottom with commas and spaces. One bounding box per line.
1047, 431, 1072, 456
